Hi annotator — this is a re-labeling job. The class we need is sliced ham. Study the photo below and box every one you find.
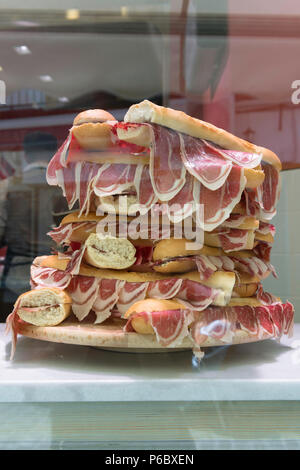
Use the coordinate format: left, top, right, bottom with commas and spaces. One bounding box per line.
67, 275, 99, 321
134, 164, 158, 211
124, 309, 194, 347
213, 228, 251, 252
147, 124, 186, 201
46, 133, 72, 185
257, 162, 281, 220
124, 301, 294, 349
204, 141, 262, 169
193, 165, 247, 231
94, 163, 136, 197
179, 134, 232, 191
190, 301, 294, 345
92, 279, 123, 323
256, 221, 276, 237
30, 264, 72, 290
31, 264, 224, 322
116, 281, 149, 315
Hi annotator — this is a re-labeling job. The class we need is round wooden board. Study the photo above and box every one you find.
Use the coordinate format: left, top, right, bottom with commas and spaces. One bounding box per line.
17, 316, 194, 351
17, 315, 270, 352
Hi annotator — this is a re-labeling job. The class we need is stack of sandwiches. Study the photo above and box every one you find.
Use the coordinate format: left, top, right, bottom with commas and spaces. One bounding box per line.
6, 100, 294, 360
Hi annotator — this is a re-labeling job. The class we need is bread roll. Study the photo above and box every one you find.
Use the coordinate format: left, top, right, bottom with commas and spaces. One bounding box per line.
71, 109, 117, 150
124, 100, 281, 170
38, 254, 235, 289
153, 238, 221, 261
116, 124, 265, 189
83, 233, 136, 270
232, 282, 258, 298
124, 298, 186, 334
16, 288, 71, 327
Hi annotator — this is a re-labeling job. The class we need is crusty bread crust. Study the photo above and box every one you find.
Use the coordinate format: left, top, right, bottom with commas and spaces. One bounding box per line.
16, 287, 72, 327
124, 100, 282, 170
232, 283, 258, 298
71, 123, 115, 150
153, 239, 222, 261
73, 109, 116, 125
124, 298, 186, 318
83, 234, 136, 270
153, 258, 197, 274
255, 232, 274, 244
37, 255, 235, 289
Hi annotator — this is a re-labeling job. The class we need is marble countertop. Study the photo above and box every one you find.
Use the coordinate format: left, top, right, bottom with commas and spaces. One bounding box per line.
1, 324, 300, 403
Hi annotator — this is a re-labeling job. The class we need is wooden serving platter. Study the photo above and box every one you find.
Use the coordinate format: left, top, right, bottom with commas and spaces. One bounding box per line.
16, 314, 270, 352
17, 316, 193, 351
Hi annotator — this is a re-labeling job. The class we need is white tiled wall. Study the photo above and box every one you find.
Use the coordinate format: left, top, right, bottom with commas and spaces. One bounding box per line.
262, 169, 300, 320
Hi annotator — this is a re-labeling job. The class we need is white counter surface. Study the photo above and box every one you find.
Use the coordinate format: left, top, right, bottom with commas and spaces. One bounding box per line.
1, 323, 300, 403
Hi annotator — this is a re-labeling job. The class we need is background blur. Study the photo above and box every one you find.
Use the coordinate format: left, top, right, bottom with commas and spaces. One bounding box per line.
0, 0, 299, 319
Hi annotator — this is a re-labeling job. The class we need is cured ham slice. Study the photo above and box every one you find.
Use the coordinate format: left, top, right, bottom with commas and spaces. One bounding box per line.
124, 301, 294, 349
94, 163, 136, 197
191, 307, 235, 344
178, 280, 219, 309
64, 247, 86, 275
256, 221, 276, 237
46, 134, 72, 185
256, 284, 278, 305
253, 241, 272, 262
147, 278, 183, 299
219, 213, 250, 228
190, 302, 294, 346
257, 162, 281, 220
147, 124, 186, 201
124, 309, 194, 347
48, 222, 94, 246
193, 165, 247, 231
5, 298, 22, 360
205, 141, 262, 169
213, 228, 251, 252
31, 264, 225, 321
179, 134, 232, 191
134, 164, 158, 211
30, 264, 72, 289
231, 254, 276, 279
67, 275, 99, 321
77, 162, 101, 215
92, 279, 122, 323
149, 309, 194, 347
166, 171, 195, 223
117, 281, 149, 315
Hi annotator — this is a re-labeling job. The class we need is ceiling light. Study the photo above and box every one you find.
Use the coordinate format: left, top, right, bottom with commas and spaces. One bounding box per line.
121, 6, 129, 17
14, 45, 31, 55
0, 66, 3, 72
58, 96, 69, 103
39, 75, 53, 82
14, 21, 39, 27
66, 9, 80, 20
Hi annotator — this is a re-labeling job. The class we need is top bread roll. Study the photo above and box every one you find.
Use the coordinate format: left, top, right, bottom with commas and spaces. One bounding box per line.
72, 109, 117, 150
124, 100, 281, 171
73, 109, 116, 126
